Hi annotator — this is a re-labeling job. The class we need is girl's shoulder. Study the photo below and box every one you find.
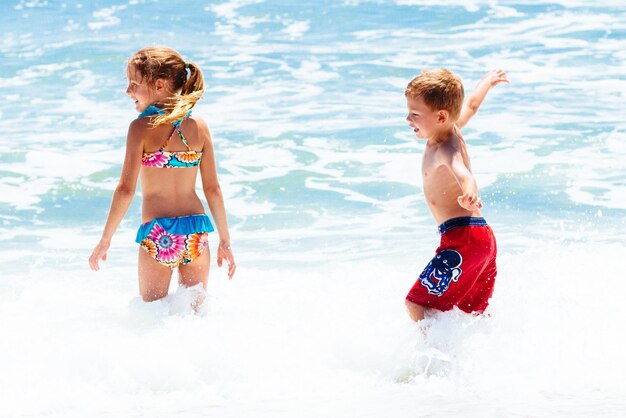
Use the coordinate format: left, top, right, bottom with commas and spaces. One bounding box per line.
129, 115, 154, 131
127, 113, 210, 138
189, 114, 208, 129
187, 115, 212, 138
125, 116, 157, 145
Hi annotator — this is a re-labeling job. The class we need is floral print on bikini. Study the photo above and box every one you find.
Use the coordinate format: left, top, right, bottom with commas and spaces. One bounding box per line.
136, 214, 214, 268
139, 105, 202, 168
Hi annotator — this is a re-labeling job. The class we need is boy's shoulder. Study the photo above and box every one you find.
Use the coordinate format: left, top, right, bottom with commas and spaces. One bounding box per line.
445, 129, 469, 151
428, 131, 463, 152
426, 132, 469, 166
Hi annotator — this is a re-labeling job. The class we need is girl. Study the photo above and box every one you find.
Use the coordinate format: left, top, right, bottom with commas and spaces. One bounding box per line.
89, 46, 236, 303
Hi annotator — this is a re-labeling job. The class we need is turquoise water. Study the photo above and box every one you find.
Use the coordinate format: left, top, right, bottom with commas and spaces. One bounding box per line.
2, 0, 625, 254
1, 1, 626, 417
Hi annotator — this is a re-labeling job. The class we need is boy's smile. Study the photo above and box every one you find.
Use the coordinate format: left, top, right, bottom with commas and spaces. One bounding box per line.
406, 96, 441, 140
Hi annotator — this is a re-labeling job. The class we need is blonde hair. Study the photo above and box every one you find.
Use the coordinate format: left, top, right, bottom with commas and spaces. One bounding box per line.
405, 69, 464, 121
128, 46, 204, 125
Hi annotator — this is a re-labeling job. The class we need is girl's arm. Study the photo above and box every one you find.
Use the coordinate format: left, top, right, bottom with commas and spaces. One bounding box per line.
456, 69, 509, 130
89, 120, 144, 271
197, 118, 236, 279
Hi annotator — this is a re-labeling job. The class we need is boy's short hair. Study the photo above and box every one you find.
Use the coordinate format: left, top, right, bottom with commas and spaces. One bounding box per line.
405, 69, 464, 121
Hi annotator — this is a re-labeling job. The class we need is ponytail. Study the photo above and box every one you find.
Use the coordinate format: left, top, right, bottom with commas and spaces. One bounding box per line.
153, 61, 205, 126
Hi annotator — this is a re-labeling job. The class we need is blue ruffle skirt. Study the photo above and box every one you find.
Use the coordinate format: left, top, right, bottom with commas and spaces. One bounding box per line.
135, 214, 214, 243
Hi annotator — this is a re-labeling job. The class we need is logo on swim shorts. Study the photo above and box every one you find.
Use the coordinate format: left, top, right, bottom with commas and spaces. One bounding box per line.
419, 249, 463, 297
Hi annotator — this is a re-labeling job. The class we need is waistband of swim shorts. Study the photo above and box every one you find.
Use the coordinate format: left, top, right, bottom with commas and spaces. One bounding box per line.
438, 216, 487, 234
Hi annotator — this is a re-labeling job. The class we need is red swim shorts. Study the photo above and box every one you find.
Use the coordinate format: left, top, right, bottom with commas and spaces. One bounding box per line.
406, 217, 497, 314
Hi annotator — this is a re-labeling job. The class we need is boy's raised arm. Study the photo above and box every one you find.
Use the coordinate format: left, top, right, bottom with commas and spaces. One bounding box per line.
456, 69, 509, 130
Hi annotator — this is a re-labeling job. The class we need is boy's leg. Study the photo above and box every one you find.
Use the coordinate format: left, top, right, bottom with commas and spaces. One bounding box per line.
138, 248, 174, 302
456, 227, 497, 313
405, 300, 426, 322
457, 256, 497, 313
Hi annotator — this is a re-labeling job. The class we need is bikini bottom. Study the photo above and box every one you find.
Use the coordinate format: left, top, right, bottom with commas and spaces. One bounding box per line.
135, 214, 214, 268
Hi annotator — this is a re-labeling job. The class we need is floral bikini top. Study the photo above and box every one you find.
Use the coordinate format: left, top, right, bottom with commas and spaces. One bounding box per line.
139, 105, 202, 168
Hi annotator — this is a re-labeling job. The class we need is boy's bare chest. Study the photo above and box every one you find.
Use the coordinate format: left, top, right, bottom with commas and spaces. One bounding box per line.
422, 143, 472, 177
421, 148, 441, 179
422, 151, 432, 175
420, 145, 471, 193
422, 158, 452, 192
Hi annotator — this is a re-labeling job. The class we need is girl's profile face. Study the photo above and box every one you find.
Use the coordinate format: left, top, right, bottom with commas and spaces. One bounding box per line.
126, 66, 156, 112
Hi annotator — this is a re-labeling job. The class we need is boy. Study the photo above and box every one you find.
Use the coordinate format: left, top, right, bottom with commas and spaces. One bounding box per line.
404, 69, 508, 321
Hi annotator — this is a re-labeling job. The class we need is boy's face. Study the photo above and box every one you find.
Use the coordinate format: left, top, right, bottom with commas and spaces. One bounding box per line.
405, 96, 441, 140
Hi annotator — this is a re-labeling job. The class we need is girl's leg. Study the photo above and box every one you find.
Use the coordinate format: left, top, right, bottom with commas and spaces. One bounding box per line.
138, 248, 174, 302
177, 249, 211, 310
178, 248, 211, 288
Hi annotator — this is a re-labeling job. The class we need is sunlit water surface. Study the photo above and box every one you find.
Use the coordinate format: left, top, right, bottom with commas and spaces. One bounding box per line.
1, 1, 625, 417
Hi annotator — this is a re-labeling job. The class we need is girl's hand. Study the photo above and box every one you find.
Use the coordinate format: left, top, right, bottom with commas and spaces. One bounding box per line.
457, 192, 483, 211
89, 240, 110, 271
217, 241, 236, 279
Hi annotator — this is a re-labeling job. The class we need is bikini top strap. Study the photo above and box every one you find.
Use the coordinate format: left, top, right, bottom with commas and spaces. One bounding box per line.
158, 110, 193, 151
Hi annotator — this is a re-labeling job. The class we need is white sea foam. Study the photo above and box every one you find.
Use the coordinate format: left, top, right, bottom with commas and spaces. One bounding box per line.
87, 5, 127, 30
290, 60, 339, 82
1, 241, 625, 417
395, 0, 483, 12
13, 0, 48, 10
0, 62, 83, 88
208, 0, 265, 21
281, 20, 310, 40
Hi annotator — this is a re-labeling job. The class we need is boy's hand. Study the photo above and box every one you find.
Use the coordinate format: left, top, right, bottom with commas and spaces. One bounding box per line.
457, 192, 483, 211
456, 69, 509, 130
89, 239, 110, 271
481, 69, 509, 88
217, 241, 236, 279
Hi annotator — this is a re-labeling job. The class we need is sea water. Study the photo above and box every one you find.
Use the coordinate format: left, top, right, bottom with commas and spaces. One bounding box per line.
1, 0, 625, 417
